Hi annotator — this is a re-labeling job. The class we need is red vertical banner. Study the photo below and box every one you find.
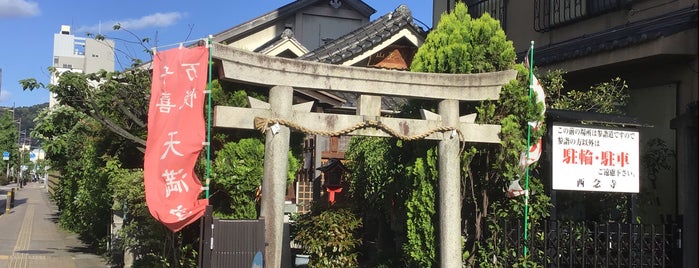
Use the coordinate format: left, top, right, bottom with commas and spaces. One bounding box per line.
145, 45, 209, 232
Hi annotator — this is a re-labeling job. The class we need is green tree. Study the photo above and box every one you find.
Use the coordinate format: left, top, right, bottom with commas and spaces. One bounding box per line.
412, 4, 547, 267
23, 26, 303, 266
21, 66, 150, 155
203, 78, 300, 220
30, 105, 117, 250
346, 3, 548, 267
211, 138, 265, 219
0, 104, 46, 183
210, 137, 299, 219
0, 111, 18, 183
545, 70, 629, 114
21, 27, 186, 265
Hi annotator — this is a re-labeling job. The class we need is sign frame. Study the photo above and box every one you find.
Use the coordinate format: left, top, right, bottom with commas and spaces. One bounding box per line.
550, 122, 640, 193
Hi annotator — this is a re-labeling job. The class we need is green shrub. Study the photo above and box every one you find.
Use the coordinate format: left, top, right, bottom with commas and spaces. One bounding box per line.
0, 174, 8, 186
293, 208, 362, 267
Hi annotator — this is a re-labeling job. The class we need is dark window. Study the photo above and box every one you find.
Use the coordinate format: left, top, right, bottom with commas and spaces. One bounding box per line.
466, 0, 508, 30
535, 0, 629, 32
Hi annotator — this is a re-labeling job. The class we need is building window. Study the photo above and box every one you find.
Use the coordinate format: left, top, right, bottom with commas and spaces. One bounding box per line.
535, 0, 629, 32
466, 0, 508, 30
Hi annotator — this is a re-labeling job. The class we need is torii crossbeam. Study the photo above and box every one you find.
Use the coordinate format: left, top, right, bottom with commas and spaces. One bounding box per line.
211, 43, 517, 268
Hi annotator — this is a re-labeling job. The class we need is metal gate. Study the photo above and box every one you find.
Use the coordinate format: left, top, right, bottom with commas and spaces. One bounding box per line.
497, 220, 682, 267
199, 206, 265, 268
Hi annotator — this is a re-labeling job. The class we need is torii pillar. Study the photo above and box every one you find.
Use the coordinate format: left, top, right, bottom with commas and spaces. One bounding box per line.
260, 86, 293, 267
438, 99, 461, 267
212, 43, 517, 268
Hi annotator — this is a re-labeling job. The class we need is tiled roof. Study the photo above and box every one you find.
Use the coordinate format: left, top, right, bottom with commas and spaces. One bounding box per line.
299, 5, 426, 64
299, 5, 426, 111
255, 28, 309, 56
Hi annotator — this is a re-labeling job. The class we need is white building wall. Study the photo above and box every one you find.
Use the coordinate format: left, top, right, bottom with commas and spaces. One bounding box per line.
53, 33, 76, 57
230, 25, 283, 51
84, 38, 115, 73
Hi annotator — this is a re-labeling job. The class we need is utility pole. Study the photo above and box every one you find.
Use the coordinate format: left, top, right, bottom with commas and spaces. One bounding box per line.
16, 116, 21, 188
13, 103, 21, 189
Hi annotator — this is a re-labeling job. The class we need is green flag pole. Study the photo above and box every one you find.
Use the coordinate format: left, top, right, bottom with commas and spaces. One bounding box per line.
205, 35, 213, 199
524, 41, 534, 258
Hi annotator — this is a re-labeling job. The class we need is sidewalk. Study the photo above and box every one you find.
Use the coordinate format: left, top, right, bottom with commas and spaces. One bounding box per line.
0, 182, 110, 268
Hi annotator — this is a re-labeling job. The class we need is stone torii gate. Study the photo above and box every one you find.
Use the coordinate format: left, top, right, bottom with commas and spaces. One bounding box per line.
211, 43, 517, 268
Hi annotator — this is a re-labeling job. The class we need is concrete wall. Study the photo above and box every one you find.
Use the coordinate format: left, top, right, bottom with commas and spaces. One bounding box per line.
84, 38, 115, 73
54, 55, 84, 71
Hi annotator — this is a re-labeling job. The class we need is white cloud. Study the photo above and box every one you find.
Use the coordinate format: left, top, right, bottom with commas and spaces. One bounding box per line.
0, 89, 11, 102
76, 12, 184, 34
119, 12, 184, 29
0, 0, 40, 18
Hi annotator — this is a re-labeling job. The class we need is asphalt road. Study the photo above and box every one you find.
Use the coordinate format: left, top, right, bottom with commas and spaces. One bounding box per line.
0, 182, 109, 268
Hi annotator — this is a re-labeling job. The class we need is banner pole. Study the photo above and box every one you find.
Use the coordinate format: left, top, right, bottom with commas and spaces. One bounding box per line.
205, 35, 213, 199
524, 40, 534, 258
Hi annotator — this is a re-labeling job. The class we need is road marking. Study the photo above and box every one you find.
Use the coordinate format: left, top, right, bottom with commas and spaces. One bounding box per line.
8, 204, 34, 268
0, 254, 48, 260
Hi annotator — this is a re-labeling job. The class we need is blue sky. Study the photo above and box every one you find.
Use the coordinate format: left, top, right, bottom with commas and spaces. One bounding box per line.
0, 0, 433, 107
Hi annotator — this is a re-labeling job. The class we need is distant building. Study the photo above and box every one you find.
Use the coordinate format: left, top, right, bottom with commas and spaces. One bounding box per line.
50, 25, 115, 108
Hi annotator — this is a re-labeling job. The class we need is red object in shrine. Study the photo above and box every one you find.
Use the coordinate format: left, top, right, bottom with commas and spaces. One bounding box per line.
326, 186, 343, 204
318, 158, 349, 205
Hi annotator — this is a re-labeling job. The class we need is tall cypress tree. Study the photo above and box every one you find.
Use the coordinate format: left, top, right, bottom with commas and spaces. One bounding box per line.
348, 3, 549, 266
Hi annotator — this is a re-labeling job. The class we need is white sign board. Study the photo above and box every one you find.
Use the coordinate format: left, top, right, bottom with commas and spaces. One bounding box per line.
551, 123, 639, 193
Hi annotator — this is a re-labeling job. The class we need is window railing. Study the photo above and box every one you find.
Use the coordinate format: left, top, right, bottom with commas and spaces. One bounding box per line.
535, 0, 630, 32
466, 0, 508, 30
